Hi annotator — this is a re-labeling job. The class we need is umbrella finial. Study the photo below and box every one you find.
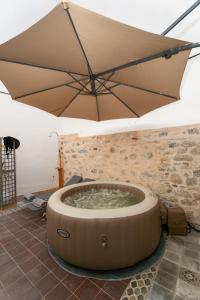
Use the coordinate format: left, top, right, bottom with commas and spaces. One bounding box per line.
61, 1, 69, 10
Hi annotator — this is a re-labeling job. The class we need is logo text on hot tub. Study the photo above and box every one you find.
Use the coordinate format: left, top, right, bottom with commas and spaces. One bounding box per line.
57, 229, 70, 238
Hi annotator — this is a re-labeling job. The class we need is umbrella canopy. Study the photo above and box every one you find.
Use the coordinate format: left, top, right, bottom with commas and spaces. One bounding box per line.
0, 1, 194, 121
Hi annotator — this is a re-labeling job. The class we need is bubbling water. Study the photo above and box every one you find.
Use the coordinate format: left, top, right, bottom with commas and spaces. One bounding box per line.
63, 188, 142, 209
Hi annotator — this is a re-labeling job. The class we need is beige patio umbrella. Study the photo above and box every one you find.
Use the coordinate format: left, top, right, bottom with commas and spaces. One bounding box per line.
0, 1, 198, 121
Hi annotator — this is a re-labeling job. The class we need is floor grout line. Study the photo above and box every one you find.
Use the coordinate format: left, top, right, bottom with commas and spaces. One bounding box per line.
0, 219, 65, 298
1, 212, 86, 299
1, 243, 43, 299
89, 277, 125, 300
0, 277, 12, 300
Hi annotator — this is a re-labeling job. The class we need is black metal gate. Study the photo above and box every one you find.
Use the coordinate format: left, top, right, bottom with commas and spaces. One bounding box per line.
0, 137, 17, 209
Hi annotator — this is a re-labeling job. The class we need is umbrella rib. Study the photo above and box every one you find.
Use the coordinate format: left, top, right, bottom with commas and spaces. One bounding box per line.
95, 95, 100, 121
68, 73, 91, 93
95, 43, 200, 78
98, 77, 177, 100
0, 58, 86, 77
95, 72, 115, 93
65, 83, 86, 92
188, 52, 200, 60
100, 83, 121, 93
96, 79, 140, 118
14, 79, 87, 100
97, 92, 110, 95
57, 80, 90, 117
0, 91, 10, 95
64, 5, 93, 76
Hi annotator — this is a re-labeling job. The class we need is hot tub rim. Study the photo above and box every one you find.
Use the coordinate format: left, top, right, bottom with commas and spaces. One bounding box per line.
47, 180, 158, 219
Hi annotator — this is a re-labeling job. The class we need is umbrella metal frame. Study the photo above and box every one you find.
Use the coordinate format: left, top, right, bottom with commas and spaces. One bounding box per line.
0, 1, 199, 101
161, 0, 200, 60
0, 0, 199, 120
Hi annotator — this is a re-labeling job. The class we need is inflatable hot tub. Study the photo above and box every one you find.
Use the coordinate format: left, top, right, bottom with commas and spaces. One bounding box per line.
47, 181, 161, 270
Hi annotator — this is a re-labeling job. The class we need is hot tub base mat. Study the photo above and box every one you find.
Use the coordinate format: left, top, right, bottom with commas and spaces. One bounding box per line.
48, 234, 165, 281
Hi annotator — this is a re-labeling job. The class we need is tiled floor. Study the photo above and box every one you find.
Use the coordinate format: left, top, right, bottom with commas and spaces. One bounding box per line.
148, 233, 200, 300
0, 201, 200, 300
121, 232, 200, 300
0, 205, 130, 300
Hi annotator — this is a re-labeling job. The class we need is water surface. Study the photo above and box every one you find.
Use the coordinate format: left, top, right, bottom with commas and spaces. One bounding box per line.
63, 188, 141, 209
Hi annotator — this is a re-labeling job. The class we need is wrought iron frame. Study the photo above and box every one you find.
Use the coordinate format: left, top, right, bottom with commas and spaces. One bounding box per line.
0, 137, 17, 209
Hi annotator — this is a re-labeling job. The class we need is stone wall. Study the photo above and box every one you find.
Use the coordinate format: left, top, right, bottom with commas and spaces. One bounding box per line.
59, 124, 200, 225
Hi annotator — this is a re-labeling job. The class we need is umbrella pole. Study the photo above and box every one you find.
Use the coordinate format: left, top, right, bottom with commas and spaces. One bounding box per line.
161, 0, 200, 60
96, 43, 200, 78
161, 0, 200, 36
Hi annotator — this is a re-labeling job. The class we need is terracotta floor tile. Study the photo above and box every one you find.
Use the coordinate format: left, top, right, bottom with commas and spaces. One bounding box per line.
4, 238, 21, 250
7, 244, 27, 257
0, 266, 24, 288
0, 224, 5, 233
15, 218, 30, 226
68, 294, 79, 300
19, 286, 42, 300
62, 274, 84, 292
4, 220, 17, 229
43, 257, 57, 271
7, 223, 22, 234
0, 217, 12, 225
0, 245, 5, 256
13, 249, 32, 265
36, 247, 49, 261
0, 288, 10, 300
9, 214, 24, 222
25, 222, 40, 232
0, 253, 11, 267
18, 232, 32, 243
0, 259, 16, 274
75, 279, 100, 300
102, 281, 126, 299
36, 273, 59, 296
0, 231, 13, 244
90, 278, 107, 288
52, 265, 69, 280
27, 263, 49, 284
6, 276, 33, 300
14, 229, 28, 239
8, 212, 21, 219
30, 242, 46, 255
32, 228, 45, 236
20, 255, 40, 273
24, 237, 39, 248
45, 283, 71, 300
37, 232, 47, 242
122, 279, 131, 286
95, 291, 114, 300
